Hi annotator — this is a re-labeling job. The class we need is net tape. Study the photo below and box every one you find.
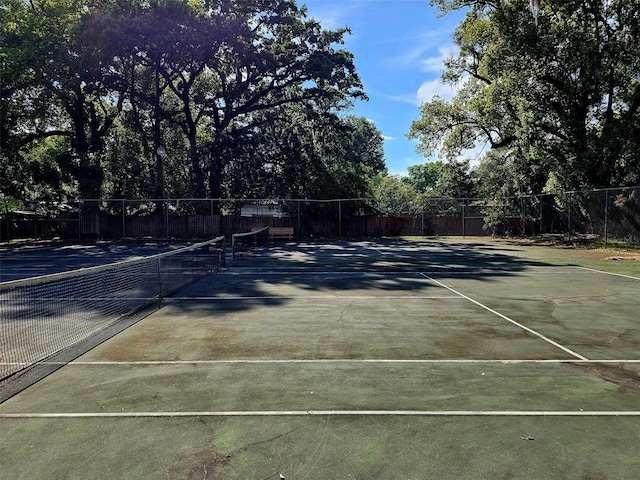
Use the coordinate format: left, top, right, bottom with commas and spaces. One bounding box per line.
232, 226, 269, 260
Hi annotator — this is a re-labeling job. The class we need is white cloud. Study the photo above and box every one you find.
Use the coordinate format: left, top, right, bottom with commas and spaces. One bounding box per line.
460, 142, 488, 168
302, 1, 365, 30
388, 169, 408, 177
386, 94, 422, 106
384, 77, 463, 107
393, 43, 431, 68
382, 134, 395, 141
420, 45, 457, 73
384, 43, 462, 106
416, 78, 459, 103
387, 42, 455, 72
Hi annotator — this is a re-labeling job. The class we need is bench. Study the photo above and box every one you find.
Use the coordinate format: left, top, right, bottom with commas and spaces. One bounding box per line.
252, 226, 294, 240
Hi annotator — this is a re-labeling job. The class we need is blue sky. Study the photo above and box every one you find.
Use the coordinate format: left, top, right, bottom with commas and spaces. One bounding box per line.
301, 0, 468, 177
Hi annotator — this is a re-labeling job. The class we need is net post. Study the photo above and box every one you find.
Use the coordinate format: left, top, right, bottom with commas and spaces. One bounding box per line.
231, 226, 268, 260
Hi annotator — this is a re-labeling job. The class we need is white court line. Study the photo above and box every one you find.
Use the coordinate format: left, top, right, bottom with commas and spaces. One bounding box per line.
223, 267, 584, 277
225, 270, 428, 275
575, 266, 640, 281
364, 243, 387, 255
7, 359, 638, 366
2, 410, 639, 418
169, 295, 463, 301
420, 273, 589, 361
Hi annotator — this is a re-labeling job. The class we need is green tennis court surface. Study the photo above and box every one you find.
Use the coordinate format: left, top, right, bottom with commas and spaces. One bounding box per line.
1, 239, 639, 479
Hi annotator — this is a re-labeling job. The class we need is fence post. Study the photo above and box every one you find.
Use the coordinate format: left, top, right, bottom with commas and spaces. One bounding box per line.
297, 200, 301, 239
78, 200, 82, 241
462, 201, 466, 238
567, 198, 572, 240
165, 198, 169, 239
210, 199, 213, 238
539, 195, 543, 235
121, 199, 125, 238
338, 199, 342, 238
520, 197, 525, 236
604, 188, 609, 248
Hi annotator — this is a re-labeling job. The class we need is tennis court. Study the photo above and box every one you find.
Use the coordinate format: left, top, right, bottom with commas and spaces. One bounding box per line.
1, 238, 639, 479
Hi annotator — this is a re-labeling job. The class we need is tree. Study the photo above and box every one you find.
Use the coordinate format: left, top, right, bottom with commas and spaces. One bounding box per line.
1, 0, 125, 200
311, 115, 387, 199
410, 0, 640, 194
436, 159, 476, 198
373, 175, 419, 214
220, 108, 386, 199
89, 0, 367, 199
405, 161, 444, 194
2, 0, 368, 202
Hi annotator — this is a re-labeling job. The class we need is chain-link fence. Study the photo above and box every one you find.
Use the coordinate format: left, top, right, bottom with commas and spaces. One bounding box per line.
1, 186, 638, 244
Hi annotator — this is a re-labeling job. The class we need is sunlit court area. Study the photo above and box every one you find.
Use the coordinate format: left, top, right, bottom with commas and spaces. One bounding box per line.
1, 236, 639, 479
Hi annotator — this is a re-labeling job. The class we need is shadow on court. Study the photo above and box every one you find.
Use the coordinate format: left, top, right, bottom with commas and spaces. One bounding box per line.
1, 238, 639, 479
0, 240, 193, 282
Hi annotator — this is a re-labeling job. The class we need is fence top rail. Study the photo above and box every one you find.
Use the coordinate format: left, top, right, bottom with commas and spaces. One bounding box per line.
70, 186, 639, 204
0, 236, 225, 291
76, 197, 487, 202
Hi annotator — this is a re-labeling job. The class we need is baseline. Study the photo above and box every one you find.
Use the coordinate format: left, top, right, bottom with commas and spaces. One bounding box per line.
9, 359, 640, 366
3, 410, 640, 418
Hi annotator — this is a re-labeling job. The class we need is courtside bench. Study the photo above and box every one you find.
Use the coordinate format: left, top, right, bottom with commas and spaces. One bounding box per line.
252, 226, 294, 240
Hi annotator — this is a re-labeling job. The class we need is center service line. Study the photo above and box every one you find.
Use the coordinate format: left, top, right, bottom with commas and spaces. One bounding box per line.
420, 273, 589, 361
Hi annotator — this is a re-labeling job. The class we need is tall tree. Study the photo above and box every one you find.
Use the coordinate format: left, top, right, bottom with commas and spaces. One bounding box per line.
409, 0, 640, 194
221, 108, 386, 199
203, 0, 367, 198
1, 0, 126, 199
88, 0, 367, 198
311, 115, 387, 199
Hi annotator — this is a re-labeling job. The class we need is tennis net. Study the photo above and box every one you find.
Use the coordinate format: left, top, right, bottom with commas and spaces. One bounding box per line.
0, 237, 225, 390
232, 226, 270, 260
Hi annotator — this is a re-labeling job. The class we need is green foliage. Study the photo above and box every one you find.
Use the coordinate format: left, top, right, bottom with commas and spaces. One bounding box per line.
373, 175, 420, 214
1, 0, 372, 201
405, 161, 444, 195
414, 0, 640, 196
221, 108, 386, 200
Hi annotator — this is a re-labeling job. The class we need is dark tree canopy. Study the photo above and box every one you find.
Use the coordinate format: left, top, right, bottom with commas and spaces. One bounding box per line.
1, 0, 383, 203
